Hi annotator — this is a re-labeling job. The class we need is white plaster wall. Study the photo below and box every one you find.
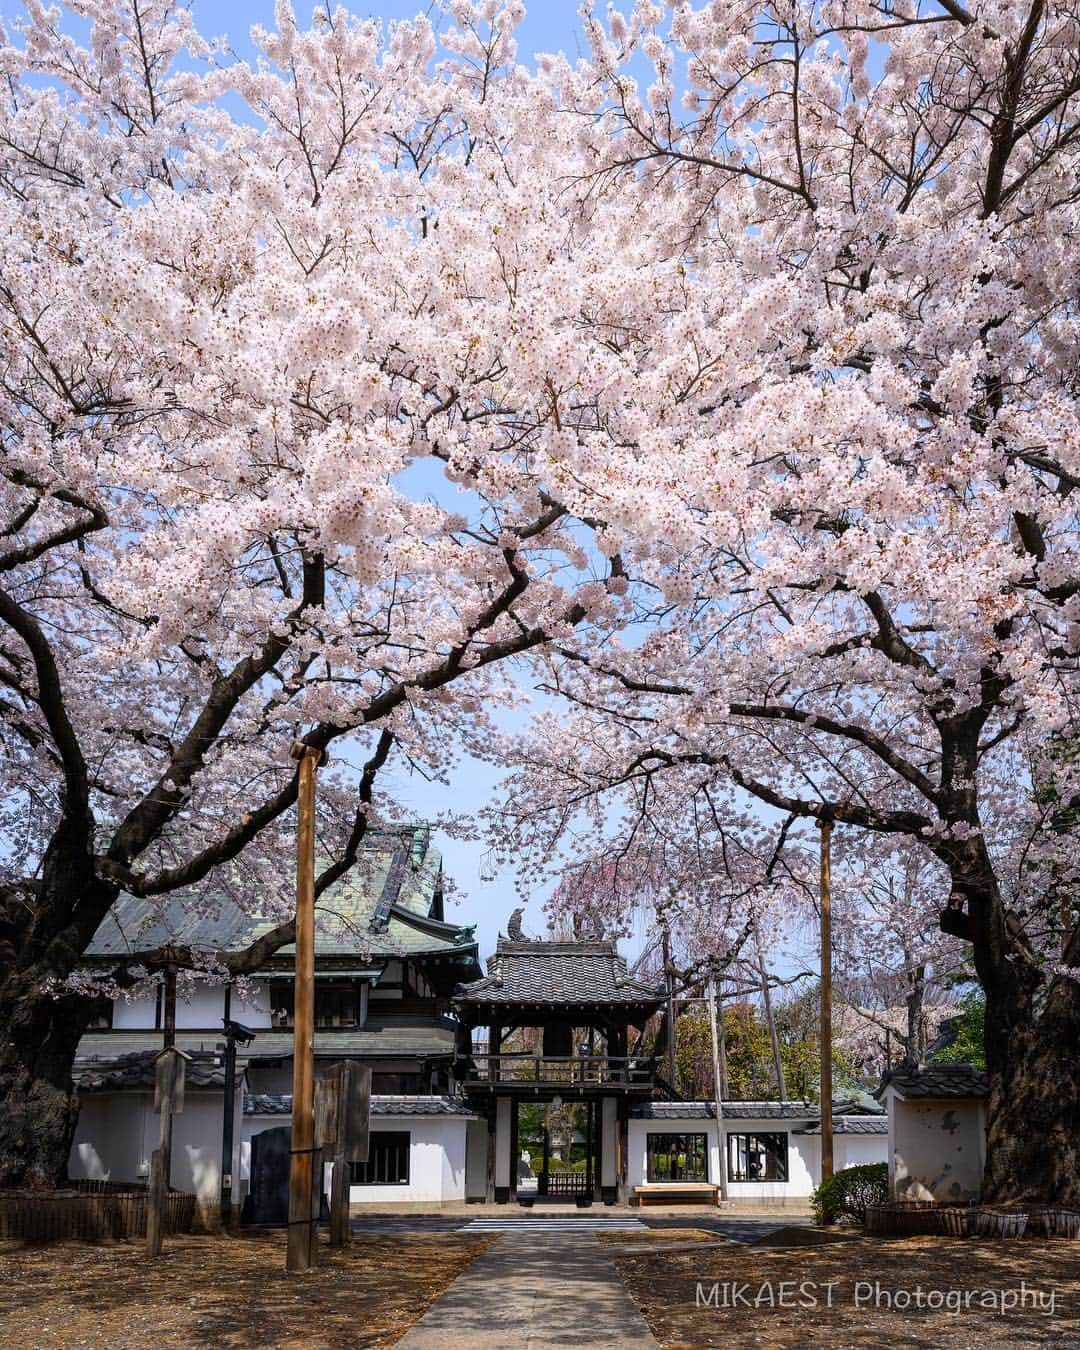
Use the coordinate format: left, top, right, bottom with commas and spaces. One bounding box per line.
238, 1114, 471, 1204
836, 1135, 888, 1172
890, 1095, 984, 1202
70, 1092, 153, 1183
627, 1118, 824, 1199
69, 1090, 240, 1208
112, 994, 158, 1031
349, 1118, 469, 1203
725, 1126, 819, 1201
627, 1118, 723, 1192
110, 983, 272, 1031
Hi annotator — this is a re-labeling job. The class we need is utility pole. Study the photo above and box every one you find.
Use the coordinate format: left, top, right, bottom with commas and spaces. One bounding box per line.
147, 962, 180, 1257
717, 979, 729, 1100
221, 984, 235, 1230
705, 969, 729, 1202
819, 819, 834, 1185
287, 741, 324, 1273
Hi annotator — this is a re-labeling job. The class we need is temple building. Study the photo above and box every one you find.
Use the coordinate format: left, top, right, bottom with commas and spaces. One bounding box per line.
66, 826, 886, 1218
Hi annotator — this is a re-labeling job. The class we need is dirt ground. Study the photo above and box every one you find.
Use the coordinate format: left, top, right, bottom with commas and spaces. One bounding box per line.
0, 1230, 492, 1348
603, 1229, 1080, 1348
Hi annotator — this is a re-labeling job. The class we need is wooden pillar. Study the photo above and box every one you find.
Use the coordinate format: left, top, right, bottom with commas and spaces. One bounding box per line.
540, 1116, 550, 1196
485, 1108, 496, 1204
329, 1061, 354, 1247
819, 819, 834, 1185
287, 743, 322, 1273
509, 1098, 519, 1201
146, 964, 178, 1258
706, 971, 729, 1202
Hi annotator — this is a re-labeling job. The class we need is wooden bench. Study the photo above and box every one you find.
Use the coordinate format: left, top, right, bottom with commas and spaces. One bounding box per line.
633, 1183, 721, 1207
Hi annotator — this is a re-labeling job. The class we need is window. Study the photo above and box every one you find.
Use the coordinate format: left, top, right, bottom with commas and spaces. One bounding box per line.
269, 982, 363, 1029
646, 1132, 709, 1183
351, 1132, 410, 1186
727, 1132, 788, 1182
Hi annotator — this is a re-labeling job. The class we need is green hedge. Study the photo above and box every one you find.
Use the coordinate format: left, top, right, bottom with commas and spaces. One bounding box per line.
811, 1162, 888, 1225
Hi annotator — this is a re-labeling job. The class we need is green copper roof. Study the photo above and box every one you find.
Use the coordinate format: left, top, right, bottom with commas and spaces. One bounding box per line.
85, 825, 478, 966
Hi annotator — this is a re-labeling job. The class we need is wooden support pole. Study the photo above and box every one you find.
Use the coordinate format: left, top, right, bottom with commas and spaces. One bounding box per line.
706, 971, 729, 1202
287, 743, 322, 1274
329, 1062, 352, 1247
146, 964, 178, 1258
819, 820, 834, 1185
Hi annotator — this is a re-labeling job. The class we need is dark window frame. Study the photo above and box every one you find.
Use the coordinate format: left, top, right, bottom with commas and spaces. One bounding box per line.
350, 1131, 411, 1186
726, 1131, 789, 1183
646, 1131, 709, 1183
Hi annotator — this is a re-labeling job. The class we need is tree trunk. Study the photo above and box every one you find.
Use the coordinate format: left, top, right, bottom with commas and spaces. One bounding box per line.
980, 973, 1080, 1206
956, 843, 1080, 1207
0, 975, 98, 1188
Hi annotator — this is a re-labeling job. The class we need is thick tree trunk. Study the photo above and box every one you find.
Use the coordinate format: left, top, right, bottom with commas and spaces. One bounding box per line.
981, 975, 1080, 1206
0, 975, 98, 1188
955, 841, 1080, 1207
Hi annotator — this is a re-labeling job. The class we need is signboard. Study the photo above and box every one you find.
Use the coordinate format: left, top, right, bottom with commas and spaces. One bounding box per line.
314, 1076, 339, 1149
342, 1062, 371, 1164
153, 1047, 190, 1115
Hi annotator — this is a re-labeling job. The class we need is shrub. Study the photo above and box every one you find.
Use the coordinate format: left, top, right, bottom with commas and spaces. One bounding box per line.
811, 1162, 888, 1225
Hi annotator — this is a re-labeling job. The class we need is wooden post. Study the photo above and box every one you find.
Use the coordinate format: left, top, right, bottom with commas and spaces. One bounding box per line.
287, 742, 322, 1274
330, 1063, 351, 1247
146, 964, 178, 1257
819, 819, 834, 1185
706, 971, 729, 1202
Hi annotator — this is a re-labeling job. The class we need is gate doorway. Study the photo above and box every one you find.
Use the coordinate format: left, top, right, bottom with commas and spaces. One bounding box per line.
516, 1100, 599, 1202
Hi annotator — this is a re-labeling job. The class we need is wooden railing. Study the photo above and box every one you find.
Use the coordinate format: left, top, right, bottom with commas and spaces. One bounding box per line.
545, 1171, 591, 1197
464, 1053, 655, 1086
0, 1186, 196, 1243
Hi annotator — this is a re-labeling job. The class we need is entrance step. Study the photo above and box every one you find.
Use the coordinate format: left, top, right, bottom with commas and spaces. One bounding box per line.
459, 1215, 647, 1232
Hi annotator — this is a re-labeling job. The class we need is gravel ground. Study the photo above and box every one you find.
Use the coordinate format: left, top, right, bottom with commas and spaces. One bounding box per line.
603, 1230, 1080, 1348
0, 1230, 493, 1348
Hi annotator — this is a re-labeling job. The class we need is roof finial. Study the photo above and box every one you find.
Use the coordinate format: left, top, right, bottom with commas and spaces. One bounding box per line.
507, 906, 526, 940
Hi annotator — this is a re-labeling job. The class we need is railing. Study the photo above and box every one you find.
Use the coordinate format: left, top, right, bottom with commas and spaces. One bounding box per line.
0, 1186, 196, 1243
464, 1053, 655, 1086
545, 1171, 591, 1197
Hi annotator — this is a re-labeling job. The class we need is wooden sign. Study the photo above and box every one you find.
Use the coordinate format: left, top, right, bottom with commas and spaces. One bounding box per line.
154, 1047, 190, 1115
341, 1062, 371, 1164
314, 1076, 339, 1148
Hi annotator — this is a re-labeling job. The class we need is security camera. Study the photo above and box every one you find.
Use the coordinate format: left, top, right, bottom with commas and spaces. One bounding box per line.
223, 1018, 256, 1044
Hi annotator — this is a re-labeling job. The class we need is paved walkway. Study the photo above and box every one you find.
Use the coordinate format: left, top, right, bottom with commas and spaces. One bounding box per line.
395, 1232, 660, 1348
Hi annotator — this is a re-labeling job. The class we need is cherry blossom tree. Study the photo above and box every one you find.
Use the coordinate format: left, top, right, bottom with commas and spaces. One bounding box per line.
0, 0, 709, 1186
494, 0, 1080, 1202
830, 841, 964, 1074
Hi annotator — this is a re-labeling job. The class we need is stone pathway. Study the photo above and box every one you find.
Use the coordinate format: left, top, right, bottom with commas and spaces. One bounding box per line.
395, 1232, 660, 1348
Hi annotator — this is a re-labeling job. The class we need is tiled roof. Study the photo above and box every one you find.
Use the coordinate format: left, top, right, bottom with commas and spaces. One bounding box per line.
244, 1093, 479, 1118
75, 1019, 456, 1064
631, 1099, 887, 1122
876, 1062, 989, 1100
74, 1049, 226, 1091
454, 937, 665, 1009
795, 1117, 889, 1136
82, 825, 479, 967
632, 1100, 814, 1120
